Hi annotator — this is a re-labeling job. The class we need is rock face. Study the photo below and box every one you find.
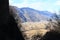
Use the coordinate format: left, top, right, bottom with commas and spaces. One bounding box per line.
9, 6, 60, 40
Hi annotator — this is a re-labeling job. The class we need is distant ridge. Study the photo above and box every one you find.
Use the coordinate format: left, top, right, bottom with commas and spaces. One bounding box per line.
12, 6, 55, 23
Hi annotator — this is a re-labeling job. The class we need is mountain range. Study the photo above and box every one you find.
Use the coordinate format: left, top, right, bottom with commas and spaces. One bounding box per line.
13, 7, 56, 23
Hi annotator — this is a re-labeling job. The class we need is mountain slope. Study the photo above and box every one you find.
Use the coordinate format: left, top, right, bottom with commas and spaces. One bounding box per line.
16, 7, 55, 23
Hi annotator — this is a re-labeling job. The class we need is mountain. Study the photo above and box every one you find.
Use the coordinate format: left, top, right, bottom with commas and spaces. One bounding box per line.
15, 7, 55, 23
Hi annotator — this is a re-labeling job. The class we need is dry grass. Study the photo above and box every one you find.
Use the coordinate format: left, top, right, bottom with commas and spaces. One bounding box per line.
19, 21, 50, 40
20, 21, 49, 31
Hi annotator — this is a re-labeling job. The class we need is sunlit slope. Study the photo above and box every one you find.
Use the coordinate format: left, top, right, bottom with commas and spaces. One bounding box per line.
19, 21, 50, 40
20, 21, 49, 31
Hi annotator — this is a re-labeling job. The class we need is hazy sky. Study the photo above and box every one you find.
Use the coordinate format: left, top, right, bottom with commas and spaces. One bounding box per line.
9, 0, 60, 14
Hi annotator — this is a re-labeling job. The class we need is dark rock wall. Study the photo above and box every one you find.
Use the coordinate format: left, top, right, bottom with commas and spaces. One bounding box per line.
0, 0, 24, 40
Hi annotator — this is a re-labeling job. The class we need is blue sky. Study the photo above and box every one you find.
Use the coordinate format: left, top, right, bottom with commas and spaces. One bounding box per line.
9, 0, 60, 14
